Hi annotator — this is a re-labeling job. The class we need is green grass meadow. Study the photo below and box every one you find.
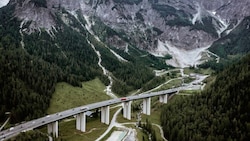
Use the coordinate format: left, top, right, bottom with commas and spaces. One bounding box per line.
39, 78, 113, 140
47, 78, 111, 114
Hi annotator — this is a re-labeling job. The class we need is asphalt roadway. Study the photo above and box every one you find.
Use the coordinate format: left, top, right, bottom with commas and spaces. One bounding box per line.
0, 87, 182, 141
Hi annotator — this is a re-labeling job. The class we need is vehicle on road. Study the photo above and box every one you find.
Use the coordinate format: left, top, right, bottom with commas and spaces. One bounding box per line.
9, 127, 14, 131
80, 107, 89, 111
120, 97, 127, 101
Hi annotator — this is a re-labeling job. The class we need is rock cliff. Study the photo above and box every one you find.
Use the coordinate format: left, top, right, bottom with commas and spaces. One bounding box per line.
10, 0, 250, 67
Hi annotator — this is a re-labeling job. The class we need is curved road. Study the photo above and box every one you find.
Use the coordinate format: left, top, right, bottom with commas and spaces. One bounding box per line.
0, 87, 182, 141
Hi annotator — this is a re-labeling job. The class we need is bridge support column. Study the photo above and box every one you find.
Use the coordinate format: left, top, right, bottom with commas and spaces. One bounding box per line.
143, 97, 151, 115
47, 121, 58, 138
123, 101, 132, 120
76, 113, 86, 132
159, 94, 168, 103
101, 106, 110, 124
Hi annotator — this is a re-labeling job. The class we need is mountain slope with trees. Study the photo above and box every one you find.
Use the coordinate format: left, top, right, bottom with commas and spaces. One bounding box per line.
161, 54, 250, 141
209, 16, 250, 58
0, 2, 168, 123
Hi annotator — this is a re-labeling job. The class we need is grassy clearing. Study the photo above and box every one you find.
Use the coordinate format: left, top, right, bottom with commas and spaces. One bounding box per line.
152, 125, 165, 141
167, 95, 187, 104
157, 79, 182, 91
40, 78, 117, 140
116, 96, 163, 125
38, 106, 120, 141
56, 117, 108, 141
116, 108, 138, 123
183, 76, 196, 83
203, 75, 216, 90
47, 78, 111, 114
38, 117, 107, 141
141, 99, 162, 125
184, 68, 213, 75
136, 128, 149, 141
179, 90, 201, 95
57, 106, 120, 141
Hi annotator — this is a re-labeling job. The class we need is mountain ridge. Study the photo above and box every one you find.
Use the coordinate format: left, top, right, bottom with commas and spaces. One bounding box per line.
10, 0, 250, 67
1, 0, 250, 123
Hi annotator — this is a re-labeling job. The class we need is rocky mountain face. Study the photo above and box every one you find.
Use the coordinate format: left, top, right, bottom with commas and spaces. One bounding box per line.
1, 0, 250, 124
8, 0, 250, 67
0, 0, 9, 8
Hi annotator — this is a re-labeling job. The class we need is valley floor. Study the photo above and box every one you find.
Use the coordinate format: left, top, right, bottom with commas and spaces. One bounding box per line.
97, 69, 209, 141
9, 68, 210, 141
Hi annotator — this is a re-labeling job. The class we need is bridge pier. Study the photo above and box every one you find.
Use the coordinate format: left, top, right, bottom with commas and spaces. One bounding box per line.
76, 112, 86, 132
123, 101, 132, 120
143, 97, 151, 115
159, 94, 168, 103
47, 121, 58, 138
101, 106, 110, 124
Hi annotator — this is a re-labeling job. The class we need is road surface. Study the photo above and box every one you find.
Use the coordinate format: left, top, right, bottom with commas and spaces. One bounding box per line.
0, 87, 181, 141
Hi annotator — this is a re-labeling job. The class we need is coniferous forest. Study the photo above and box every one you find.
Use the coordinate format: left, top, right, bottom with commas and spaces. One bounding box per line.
161, 54, 250, 141
1, 2, 250, 141
0, 4, 166, 123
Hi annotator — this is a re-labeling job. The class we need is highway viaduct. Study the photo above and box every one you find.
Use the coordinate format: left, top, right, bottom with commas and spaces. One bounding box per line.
0, 87, 182, 140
